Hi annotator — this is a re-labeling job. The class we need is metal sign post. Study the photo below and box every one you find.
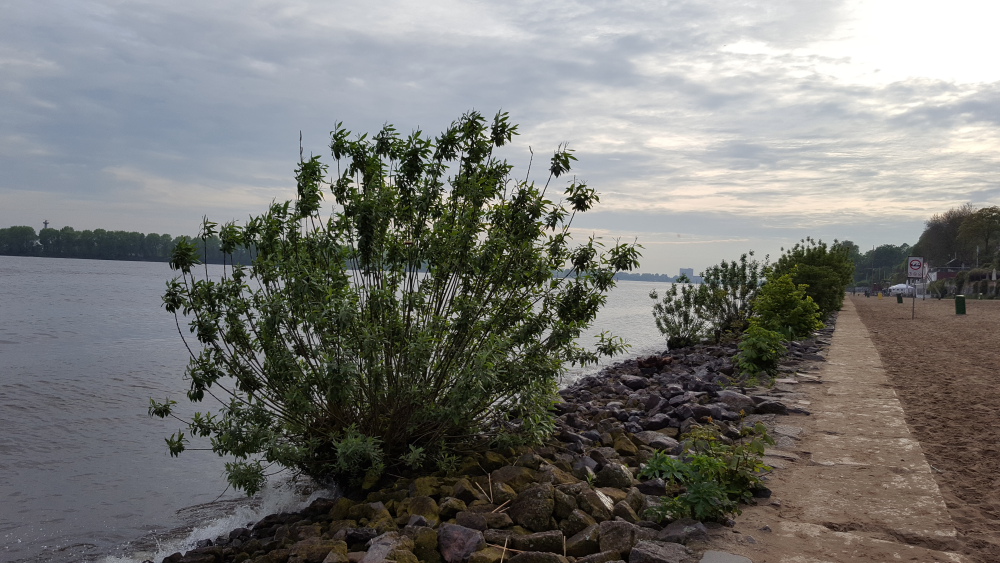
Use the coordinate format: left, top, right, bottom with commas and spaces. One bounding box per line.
907, 256, 924, 319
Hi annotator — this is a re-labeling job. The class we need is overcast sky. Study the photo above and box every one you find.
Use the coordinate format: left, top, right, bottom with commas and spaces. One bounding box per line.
3, 0, 999, 274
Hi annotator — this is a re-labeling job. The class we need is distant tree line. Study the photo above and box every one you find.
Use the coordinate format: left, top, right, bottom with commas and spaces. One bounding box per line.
912, 204, 1000, 269
836, 204, 1000, 289
613, 271, 678, 282
0, 225, 253, 264
837, 240, 912, 288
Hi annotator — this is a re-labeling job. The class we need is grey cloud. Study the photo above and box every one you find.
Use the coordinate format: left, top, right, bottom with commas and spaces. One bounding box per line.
890, 85, 1000, 127
3, 0, 998, 272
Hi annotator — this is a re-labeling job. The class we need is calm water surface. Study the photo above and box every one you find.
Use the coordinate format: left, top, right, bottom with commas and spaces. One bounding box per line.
0, 256, 669, 562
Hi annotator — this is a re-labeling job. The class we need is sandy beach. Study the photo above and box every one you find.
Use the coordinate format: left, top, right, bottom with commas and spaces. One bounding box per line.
852, 295, 1000, 562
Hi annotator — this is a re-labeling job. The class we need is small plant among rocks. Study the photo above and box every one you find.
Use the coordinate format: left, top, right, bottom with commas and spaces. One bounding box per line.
640, 421, 774, 522
734, 322, 787, 386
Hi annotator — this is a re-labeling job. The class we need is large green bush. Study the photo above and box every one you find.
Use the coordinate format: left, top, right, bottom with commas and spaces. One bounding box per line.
152, 111, 640, 493
770, 238, 853, 318
752, 269, 823, 339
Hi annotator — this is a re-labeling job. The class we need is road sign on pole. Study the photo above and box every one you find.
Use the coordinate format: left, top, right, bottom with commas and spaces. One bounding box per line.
907, 257, 924, 320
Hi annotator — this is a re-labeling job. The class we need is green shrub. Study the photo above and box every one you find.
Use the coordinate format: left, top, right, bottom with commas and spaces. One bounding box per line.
699, 252, 768, 339
152, 111, 640, 493
650, 276, 709, 350
650, 253, 766, 348
640, 423, 774, 522
770, 238, 853, 318
735, 322, 786, 385
752, 269, 823, 339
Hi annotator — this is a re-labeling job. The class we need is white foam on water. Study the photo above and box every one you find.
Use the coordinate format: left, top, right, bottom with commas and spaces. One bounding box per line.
100, 476, 340, 563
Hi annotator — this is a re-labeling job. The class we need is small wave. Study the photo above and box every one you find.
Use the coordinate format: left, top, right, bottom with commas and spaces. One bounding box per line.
102, 476, 339, 563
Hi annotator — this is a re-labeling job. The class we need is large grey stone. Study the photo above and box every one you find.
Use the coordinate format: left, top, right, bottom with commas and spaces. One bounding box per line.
656, 519, 708, 545
361, 532, 414, 563
510, 530, 565, 553
509, 483, 555, 532
613, 501, 640, 524
559, 508, 598, 538
438, 523, 485, 563
598, 521, 637, 556
620, 375, 650, 390
631, 432, 681, 454
595, 462, 635, 489
628, 540, 693, 563
752, 400, 788, 415
553, 488, 578, 519
565, 524, 601, 557
577, 489, 614, 521
715, 390, 755, 413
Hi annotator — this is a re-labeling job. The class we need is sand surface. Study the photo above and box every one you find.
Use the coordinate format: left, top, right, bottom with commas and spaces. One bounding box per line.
852, 295, 1000, 562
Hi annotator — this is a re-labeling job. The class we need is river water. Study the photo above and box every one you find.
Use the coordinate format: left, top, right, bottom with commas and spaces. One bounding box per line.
0, 256, 669, 562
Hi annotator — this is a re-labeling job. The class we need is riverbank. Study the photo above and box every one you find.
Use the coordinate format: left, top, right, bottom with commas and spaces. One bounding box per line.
145, 332, 831, 563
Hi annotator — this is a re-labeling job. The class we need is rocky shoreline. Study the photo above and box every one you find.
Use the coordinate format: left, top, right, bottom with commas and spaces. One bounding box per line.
155, 323, 833, 563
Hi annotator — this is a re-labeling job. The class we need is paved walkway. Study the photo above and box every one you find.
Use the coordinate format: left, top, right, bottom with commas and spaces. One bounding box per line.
709, 299, 968, 562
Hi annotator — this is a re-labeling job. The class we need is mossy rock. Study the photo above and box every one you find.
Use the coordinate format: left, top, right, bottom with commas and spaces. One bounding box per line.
402, 525, 440, 563
287, 538, 347, 563
452, 478, 487, 504
558, 509, 597, 538
408, 496, 442, 527
328, 520, 359, 536
389, 548, 420, 563
468, 545, 508, 563
539, 465, 580, 486
290, 523, 323, 539
409, 476, 442, 498
612, 436, 638, 457
490, 466, 540, 494
329, 498, 357, 521
553, 488, 578, 520
489, 481, 518, 505
507, 483, 555, 532
439, 497, 468, 520
513, 453, 545, 470
369, 511, 399, 534
366, 489, 408, 505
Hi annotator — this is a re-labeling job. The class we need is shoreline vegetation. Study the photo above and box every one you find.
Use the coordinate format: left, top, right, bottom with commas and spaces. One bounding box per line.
149, 112, 848, 563
146, 330, 832, 563
0, 229, 676, 282
11, 112, 855, 562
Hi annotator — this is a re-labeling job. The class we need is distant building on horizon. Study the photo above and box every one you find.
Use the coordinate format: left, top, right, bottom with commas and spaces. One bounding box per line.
678, 267, 703, 284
